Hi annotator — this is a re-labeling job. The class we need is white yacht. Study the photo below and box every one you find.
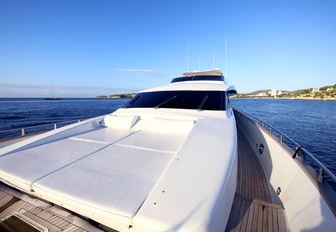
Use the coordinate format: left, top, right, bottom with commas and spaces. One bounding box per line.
0, 70, 335, 232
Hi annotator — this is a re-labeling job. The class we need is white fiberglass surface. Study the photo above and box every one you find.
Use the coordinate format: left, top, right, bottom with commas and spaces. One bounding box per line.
141, 81, 229, 93
70, 127, 133, 144
0, 138, 106, 191
33, 144, 172, 217
132, 117, 237, 231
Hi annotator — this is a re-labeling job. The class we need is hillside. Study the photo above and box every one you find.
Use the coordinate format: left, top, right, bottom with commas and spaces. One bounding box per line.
96, 93, 135, 99
237, 84, 336, 100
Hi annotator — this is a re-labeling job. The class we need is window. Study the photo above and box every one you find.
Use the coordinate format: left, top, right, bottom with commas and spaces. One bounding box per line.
171, 75, 224, 83
123, 91, 226, 111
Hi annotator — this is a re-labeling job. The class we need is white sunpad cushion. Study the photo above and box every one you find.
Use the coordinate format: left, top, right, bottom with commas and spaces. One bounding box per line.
33, 145, 172, 218
0, 138, 106, 192
116, 131, 185, 153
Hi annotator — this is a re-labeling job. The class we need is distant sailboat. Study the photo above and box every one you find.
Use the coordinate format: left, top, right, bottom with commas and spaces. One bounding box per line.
44, 83, 62, 100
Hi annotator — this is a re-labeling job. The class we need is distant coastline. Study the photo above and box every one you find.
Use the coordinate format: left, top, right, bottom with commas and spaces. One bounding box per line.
237, 84, 336, 101
235, 96, 336, 101
96, 93, 135, 99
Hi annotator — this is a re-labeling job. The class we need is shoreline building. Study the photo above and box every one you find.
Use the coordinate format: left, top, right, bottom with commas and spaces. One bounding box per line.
269, 89, 277, 97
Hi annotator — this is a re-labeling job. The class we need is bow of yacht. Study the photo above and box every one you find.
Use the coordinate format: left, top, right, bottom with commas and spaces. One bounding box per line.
0, 70, 335, 232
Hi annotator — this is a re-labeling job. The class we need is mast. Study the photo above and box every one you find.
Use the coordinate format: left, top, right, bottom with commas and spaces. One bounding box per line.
187, 43, 190, 71
198, 56, 200, 70
46, 83, 52, 98
225, 37, 228, 77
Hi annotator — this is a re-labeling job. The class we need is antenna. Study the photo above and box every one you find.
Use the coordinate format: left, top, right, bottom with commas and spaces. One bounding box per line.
46, 82, 52, 98
198, 56, 200, 70
225, 37, 228, 77
187, 43, 190, 71
212, 53, 215, 70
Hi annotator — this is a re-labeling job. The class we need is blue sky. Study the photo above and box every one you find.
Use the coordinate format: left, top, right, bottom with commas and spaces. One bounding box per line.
0, 0, 335, 97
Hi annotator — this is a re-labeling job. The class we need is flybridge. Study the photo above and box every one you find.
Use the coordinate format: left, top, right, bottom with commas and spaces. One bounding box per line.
182, 69, 223, 77
171, 69, 226, 83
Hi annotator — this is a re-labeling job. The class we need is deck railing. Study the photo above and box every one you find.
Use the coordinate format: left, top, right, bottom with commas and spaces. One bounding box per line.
0, 118, 89, 141
234, 108, 336, 185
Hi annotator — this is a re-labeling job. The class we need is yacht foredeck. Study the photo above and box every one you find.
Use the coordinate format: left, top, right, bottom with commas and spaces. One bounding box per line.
0, 120, 287, 232
226, 126, 287, 232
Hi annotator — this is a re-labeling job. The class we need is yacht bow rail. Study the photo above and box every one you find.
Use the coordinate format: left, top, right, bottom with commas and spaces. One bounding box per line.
0, 118, 88, 141
234, 108, 336, 184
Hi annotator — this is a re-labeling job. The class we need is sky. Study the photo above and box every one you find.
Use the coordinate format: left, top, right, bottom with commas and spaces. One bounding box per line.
0, 0, 335, 97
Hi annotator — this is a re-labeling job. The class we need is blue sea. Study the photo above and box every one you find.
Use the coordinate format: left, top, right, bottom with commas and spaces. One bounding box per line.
0, 98, 129, 130
0, 98, 335, 177
232, 98, 336, 176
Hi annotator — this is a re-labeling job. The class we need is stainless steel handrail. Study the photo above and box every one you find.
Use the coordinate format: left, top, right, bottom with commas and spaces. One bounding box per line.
234, 108, 336, 184
0, 118, 88, 138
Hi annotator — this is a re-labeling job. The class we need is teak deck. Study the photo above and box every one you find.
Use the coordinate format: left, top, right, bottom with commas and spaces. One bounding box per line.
225, 127, 287, 232
0, 190, 99, 232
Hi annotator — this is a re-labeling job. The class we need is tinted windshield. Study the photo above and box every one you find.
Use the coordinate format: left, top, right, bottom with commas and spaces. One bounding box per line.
171, 75, 224, 83
123, 91, 226, 111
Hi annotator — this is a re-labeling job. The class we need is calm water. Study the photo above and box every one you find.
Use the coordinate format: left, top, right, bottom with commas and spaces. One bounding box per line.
0, 98, 129, 131
0, 98, 335, 176
232, 99, 336, 175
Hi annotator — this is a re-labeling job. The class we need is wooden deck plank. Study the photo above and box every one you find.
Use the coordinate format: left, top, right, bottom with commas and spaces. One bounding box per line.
268, 207, 273, 232
0, 196, 19, 213
239, 199, 250, 232
244, 142, 253, 198
0, 189, 101, 232
251, 201, 259, 231
234, 198, 246, 232
277, 208, 287, 232
257, 204, 263, 232
225, 126, 287, 232
226, 195, 242, 232
263, 206, 268, 232
273, 208, 279, 232
246, 200, 254, 231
